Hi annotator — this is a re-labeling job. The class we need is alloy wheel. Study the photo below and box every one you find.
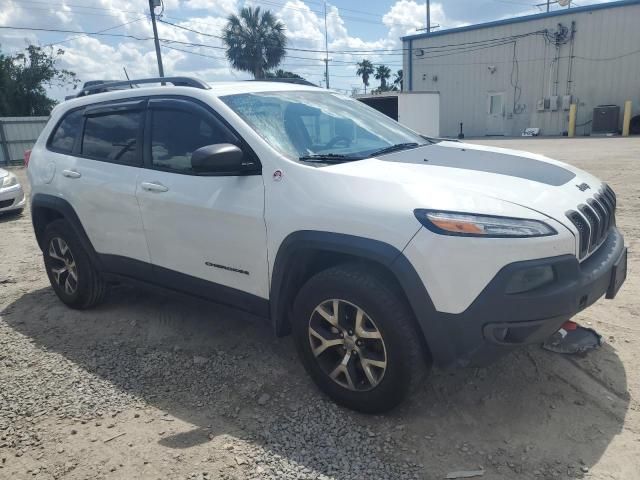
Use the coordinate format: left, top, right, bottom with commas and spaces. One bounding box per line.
308, 299, 387, 391
48, 237, 78, 295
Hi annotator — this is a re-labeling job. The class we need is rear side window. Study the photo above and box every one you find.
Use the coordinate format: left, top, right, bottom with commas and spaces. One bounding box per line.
150, 108, 236, 173
49, 109, 83, 153
81, 111, 141, 165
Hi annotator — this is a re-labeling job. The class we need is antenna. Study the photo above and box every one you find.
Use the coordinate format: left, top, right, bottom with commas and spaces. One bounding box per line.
123, 67, 135, 89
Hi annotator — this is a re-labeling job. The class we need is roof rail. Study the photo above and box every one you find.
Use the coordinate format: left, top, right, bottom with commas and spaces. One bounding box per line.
74, 77, 210, 98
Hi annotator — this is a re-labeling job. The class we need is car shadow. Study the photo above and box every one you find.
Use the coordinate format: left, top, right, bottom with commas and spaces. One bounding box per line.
2, 285, 629, 478
0, 209, 24, 223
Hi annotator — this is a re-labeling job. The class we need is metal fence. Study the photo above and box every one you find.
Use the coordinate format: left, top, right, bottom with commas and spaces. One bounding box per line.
0, 116, 49, 166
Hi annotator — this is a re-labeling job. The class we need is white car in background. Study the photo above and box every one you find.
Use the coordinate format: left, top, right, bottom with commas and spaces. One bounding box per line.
0, 168, 25, 215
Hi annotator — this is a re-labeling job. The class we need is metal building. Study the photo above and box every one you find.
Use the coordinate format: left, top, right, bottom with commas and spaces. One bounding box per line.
402, 0, 640, 137
0, 117, 49, 165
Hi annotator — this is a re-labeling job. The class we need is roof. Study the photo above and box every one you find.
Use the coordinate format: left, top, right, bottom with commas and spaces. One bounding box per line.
402, 0, 640, 41
205, 81, 322, 96
58, 80, 324, 111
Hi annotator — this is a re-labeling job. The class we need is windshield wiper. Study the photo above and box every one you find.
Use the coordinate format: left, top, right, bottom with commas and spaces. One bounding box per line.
298, 153, 356, 164
367, 142, 422, 157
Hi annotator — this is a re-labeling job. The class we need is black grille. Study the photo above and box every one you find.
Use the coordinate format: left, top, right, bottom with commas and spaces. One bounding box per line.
566, 185, 617, 260
578, 204, 600, 250
0, 199, 14, 209
604, 184, 617, 208
588, 198, 607, 237
566, 210, 590, 258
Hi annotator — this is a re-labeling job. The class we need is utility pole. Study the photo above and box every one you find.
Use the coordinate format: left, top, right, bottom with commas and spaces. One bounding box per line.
426, 0, 431, 32
546, 0, 550, 12
148, 0, 165, 79
324, 1, 330, 89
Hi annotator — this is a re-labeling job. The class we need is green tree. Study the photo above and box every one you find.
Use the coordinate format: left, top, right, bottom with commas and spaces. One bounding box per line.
393, 69, 403, 91
223, 6, 287, 79
265, 69, 304, 80
356, 59, 374, 94
0, 45, 79, 116
374, 64, 391, 91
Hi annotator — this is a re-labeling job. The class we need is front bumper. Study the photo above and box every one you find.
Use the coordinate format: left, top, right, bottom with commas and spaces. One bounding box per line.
0, 183, 25, 212
423, 227, 626, 368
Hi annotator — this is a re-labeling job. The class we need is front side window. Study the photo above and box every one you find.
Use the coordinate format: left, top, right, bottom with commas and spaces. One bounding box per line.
81, 111, 141, 165
150, 108, 236, 173
220, 90, 430, 162
49, 109, 83, 153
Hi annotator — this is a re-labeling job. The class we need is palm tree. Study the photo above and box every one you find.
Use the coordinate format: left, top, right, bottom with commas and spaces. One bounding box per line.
223, 7, 287, 79
393, 69, 403, 91
374, 64, 391, 91
356, 59, 374, 94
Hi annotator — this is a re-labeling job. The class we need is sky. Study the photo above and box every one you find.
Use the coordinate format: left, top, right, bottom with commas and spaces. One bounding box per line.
0, 0, 620, 99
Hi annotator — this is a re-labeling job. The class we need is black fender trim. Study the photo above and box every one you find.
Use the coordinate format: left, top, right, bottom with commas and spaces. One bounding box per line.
31, 193, 103, 270
269, 230, 454, 364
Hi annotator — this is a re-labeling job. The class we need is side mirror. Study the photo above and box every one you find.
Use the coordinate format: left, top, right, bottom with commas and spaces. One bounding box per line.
191, 143, 256, 174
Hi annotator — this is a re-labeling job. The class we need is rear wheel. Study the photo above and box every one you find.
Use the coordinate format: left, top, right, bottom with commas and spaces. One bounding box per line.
43, 219, 107, 309
292, 263, 428, 413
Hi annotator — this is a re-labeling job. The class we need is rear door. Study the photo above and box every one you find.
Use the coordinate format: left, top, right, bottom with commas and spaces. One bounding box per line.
49, 100, 151, 270
135, 97, 268, 304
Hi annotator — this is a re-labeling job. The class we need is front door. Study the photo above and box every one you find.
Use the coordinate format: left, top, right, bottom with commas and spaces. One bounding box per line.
486, 92, 505, 136
135, 98, 268, 308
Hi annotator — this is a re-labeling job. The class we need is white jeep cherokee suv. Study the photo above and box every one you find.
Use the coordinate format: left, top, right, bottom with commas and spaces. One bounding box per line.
28, 77, 627, 412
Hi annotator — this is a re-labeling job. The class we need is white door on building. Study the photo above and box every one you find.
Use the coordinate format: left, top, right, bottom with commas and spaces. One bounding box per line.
486, 92, 505, 136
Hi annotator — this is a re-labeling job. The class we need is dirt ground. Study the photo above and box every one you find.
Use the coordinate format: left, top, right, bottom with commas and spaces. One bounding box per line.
0, 136, 638, 480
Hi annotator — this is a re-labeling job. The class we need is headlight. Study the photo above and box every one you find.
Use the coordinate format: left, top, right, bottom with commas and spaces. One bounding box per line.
1, 173, 18, 188
414, 209, 557, 238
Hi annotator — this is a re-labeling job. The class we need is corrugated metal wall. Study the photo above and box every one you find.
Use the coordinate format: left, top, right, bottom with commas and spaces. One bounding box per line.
403, 2, 640, 137
0, 117, 49, 165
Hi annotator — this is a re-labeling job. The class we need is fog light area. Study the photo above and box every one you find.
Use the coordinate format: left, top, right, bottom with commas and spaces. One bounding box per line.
505, 265, 555, 294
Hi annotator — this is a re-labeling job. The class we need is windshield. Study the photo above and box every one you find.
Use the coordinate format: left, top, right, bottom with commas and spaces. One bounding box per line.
220, 90, 430, 162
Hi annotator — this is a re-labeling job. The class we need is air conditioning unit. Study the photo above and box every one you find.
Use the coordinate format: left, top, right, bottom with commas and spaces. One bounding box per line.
592, 105, 620, 135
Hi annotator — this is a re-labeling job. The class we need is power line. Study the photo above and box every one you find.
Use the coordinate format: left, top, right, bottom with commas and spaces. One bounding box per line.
158, 19, 550, 56
43, 17, 147, 48
0, 23, 546, 62
161, 43, 226, 61
0, 25, 155, 41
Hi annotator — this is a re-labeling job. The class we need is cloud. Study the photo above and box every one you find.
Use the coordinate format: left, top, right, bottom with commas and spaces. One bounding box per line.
181, 0, 238, 17
383, 1, 466, 40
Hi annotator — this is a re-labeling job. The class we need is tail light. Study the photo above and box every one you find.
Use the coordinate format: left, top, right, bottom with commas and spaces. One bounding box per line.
24, 149, 32, 168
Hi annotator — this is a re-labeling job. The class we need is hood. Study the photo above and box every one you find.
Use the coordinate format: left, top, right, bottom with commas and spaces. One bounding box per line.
326, 141, 603, 230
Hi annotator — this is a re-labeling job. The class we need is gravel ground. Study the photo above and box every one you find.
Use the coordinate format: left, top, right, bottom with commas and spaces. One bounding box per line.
0, 136, 638, 480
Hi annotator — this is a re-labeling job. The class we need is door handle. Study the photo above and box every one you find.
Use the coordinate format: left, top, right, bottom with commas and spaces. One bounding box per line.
62, 169, 81, 179
141, 181, 169, 193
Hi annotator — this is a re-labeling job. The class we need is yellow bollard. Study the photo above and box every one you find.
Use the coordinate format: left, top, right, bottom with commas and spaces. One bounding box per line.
568, 104, 576, 137
622, 100, 632, 137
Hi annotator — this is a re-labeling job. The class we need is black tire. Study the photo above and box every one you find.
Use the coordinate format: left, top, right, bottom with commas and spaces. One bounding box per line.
292, 263, 429, 413
42, 219, 107, 309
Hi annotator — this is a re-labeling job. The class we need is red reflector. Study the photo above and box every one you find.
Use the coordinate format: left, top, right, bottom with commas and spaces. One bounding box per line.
561, 321, 578, 331
24, 149, 32, 167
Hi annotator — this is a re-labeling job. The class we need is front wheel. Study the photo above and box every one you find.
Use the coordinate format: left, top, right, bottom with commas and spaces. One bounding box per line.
292, 264, 429, 413
42, 219, 107, 309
